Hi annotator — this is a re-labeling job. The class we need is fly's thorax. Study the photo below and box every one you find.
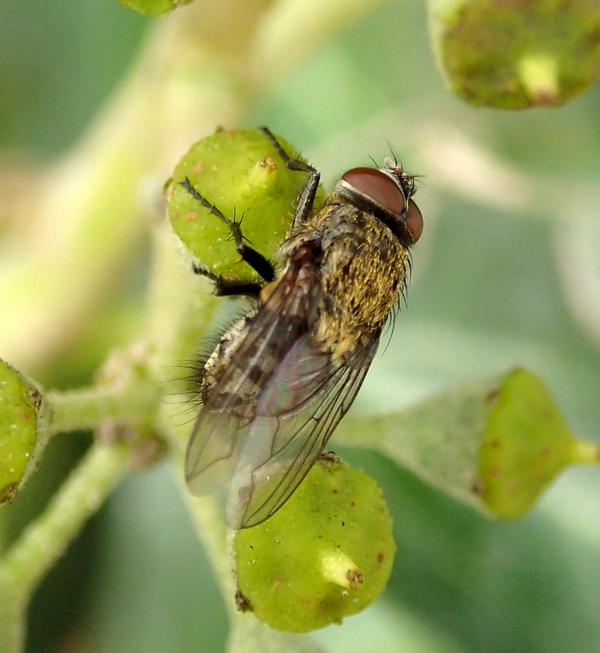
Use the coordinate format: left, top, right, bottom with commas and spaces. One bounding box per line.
282, 203, 410, 358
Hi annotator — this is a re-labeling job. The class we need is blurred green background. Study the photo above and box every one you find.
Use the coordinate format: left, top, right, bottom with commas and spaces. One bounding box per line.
2, 0, 600, 652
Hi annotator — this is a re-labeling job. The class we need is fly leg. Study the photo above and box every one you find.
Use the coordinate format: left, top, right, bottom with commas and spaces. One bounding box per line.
190, 265, 264, 298
180, 178, 275, 298
259, 127, 321, 229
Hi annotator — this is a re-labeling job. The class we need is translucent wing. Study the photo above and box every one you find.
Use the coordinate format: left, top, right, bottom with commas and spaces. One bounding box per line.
185, 256, 379, 529
228, 333, 378, 528
184, 259, 315, 498
184, 315, 307, 496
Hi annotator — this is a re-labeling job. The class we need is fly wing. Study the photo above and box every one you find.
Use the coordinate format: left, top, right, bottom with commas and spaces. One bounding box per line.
186, 252, 380, 529
185, 260, 314, 498
227, 333, 379, 528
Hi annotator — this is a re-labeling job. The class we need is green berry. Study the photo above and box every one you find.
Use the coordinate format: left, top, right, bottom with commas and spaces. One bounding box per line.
0, 359, 45, 505
233, 454, 396, 633
478, 368, 600, 518
166, 128, 321, 282
429, 0, 600, 108
117, 0, 192, 15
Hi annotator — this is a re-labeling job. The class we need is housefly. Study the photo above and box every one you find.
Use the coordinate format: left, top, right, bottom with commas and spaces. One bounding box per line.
181, 127, 423, 529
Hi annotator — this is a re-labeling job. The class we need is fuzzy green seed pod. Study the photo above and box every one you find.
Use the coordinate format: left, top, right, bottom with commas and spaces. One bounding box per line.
428, 0, 600, 108
233, 454, 396, 633
166, 128, 322, 282
0, 359, 46, 505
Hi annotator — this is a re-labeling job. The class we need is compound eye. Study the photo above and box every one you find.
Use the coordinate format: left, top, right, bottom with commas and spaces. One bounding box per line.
341, 167, 406, 216
405, 199, 423, 243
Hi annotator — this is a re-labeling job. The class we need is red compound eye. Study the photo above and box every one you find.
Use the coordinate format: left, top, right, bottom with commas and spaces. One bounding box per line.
341, 167, 406, 216
405, 199, 423, 243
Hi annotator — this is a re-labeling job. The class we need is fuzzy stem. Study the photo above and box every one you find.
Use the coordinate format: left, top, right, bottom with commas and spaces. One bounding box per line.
0, 442, 129, 653
183, 491, 236, 612
146, 222, 222, 451
180, 468, 328, 653
47, 382, 159, 435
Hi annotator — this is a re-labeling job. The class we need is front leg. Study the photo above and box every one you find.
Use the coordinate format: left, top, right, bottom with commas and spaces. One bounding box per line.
180, 178, 276, 283
259, 127, 321, 229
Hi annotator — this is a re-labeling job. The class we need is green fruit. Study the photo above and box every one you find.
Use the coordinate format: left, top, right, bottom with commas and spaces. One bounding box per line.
479, 368, 600, 518
166, 128, 321, 282
233, 455, 396, 633
429, 0, 600, 108
118, 0, 192, 15
0, 359, 44, 505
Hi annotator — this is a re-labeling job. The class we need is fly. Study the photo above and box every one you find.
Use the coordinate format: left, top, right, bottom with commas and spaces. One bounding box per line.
180, 127, 423, 529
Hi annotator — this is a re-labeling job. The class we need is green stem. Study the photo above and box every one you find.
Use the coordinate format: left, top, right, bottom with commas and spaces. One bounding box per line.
146, 222, 222, 451
0, 442, 129, 653
184, 492, 235, 610
174, 450, 235, 612
47, 381, 159, 435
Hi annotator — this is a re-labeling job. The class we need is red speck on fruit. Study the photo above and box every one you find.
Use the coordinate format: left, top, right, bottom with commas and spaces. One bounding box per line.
472, 478, 484, 494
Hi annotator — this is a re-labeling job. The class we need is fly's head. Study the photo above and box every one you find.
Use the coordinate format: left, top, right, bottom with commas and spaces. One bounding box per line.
331, 159, 423, 249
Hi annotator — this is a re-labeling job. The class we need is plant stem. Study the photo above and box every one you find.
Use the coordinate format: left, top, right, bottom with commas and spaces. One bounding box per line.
180, 471, 327, 653
47, 381, 159, 434
0, 442, 129, 653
